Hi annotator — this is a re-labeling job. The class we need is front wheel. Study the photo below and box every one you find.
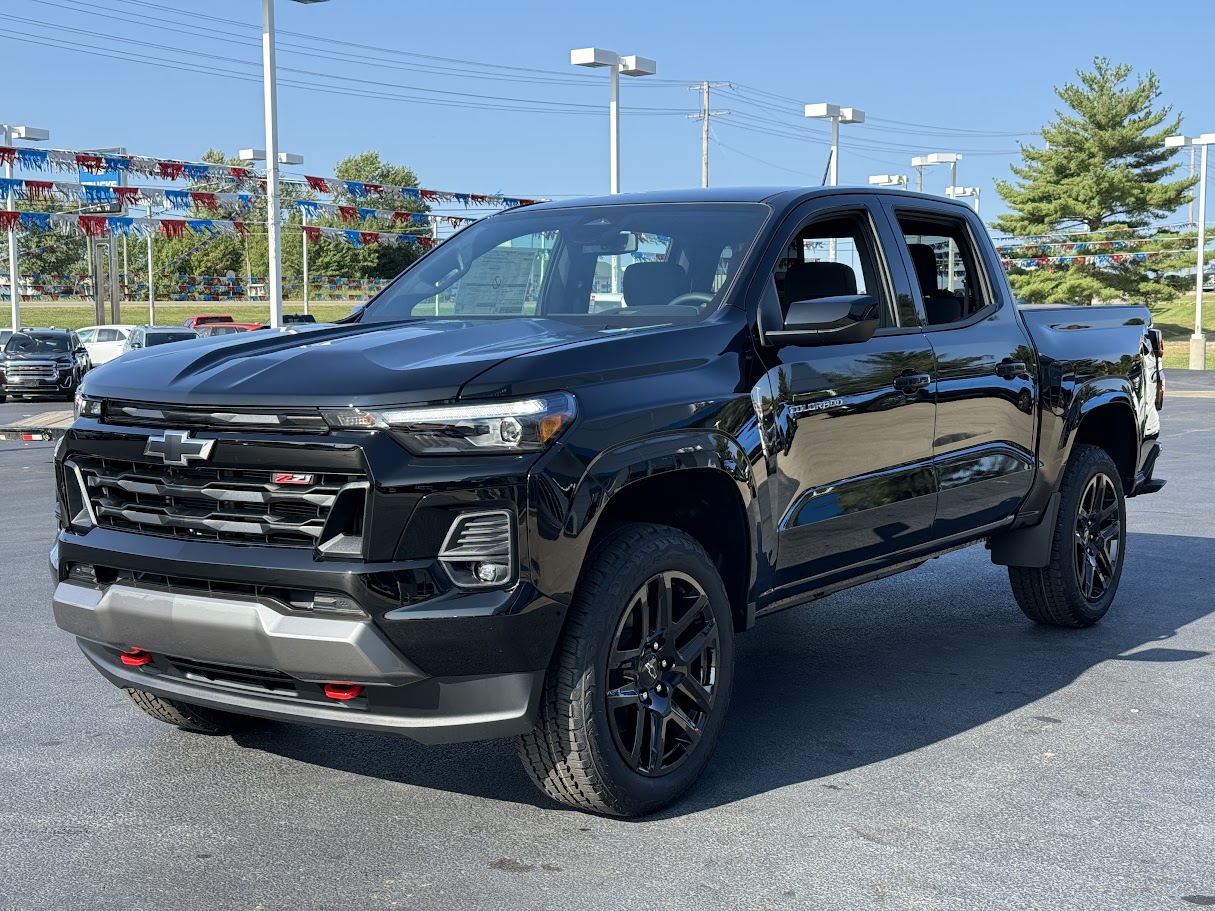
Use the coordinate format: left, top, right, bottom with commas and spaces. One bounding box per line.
1008, 444, 1127, 627
124, 688, 251, 734
516, 523, 735, 816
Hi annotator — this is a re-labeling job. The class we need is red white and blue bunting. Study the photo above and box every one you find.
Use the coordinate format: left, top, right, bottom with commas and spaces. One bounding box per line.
0, 146, 541, 210
0, 209, 436, 249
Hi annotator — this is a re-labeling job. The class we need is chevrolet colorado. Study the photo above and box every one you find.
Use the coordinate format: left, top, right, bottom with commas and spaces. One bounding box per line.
50, 187, 1164, 816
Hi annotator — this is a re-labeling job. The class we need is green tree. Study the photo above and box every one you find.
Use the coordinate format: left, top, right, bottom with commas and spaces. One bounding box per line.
304, 150, 428, 281
993, 57, 1196, 304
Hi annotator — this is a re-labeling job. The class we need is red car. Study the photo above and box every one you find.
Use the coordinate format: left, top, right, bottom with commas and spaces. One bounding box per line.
181, 315, 234, 329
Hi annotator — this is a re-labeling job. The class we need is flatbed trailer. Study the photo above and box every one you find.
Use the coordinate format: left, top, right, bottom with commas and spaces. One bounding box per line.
0, 408, 74, 441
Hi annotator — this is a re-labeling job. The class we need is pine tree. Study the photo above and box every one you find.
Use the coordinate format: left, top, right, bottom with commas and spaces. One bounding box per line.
993, 57, 1196, 304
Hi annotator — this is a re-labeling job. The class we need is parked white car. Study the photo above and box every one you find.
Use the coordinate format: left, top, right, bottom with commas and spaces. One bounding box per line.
76, 325, 134, 366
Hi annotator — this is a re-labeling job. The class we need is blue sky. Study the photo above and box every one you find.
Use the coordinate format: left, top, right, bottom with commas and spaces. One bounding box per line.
1, 0, 1211, 226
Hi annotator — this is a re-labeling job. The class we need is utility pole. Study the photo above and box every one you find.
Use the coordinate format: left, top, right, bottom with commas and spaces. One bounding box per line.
688, 82, 730, 188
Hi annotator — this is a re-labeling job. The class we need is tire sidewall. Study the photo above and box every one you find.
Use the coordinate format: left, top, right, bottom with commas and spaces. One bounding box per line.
574, 529, 735, 815
1054, 446, 1127, 622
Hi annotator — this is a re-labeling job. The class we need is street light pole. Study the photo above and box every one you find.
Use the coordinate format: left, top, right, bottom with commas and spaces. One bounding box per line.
807, 104, 865, 261
240, 147, 303, 319
1166, 133, 1214, 370
261, 0, 284, 329
571, 48, 658, 195
259, 0, 327, 329
2, 124, 49, 331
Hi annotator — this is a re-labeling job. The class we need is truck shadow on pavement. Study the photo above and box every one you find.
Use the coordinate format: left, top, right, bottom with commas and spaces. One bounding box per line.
232, 531, 1214, 816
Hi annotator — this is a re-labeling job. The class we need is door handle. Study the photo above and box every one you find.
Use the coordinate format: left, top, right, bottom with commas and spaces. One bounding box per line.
996, 360, 1027, 379
894, 372, 931, 394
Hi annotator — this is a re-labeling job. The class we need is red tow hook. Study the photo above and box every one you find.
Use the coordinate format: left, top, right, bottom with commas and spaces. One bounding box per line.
120, 648, 154, 667
323, 682, 364, 701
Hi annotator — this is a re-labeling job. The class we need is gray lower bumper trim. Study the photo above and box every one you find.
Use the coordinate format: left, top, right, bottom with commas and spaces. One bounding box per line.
52, 581, 422, 685
79, 640, 542, 744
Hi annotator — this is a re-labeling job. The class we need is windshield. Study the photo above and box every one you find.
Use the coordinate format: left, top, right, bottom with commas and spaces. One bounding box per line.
360, 202, 769, 325
4, 333, 70, 355
146, 331, 198, 346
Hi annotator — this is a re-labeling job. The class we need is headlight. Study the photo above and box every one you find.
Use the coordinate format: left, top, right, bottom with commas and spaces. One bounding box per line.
323, 392, 576, 455
74, 391, 101, 419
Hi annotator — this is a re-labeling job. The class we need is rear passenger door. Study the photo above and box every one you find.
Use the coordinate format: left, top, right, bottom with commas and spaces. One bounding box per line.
751, 197, 938, 599
880, 200, 1039, 537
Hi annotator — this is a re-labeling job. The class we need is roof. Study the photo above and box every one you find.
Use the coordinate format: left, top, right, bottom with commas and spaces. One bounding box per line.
515, 185, 977, 213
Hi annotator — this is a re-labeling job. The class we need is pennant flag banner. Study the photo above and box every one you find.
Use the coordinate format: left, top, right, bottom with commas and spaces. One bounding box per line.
294, 199, 472, 229
0, 146, 542, 211
993, 221, 1198, 246
298, 174, 535, 208
1001, 249, 1181, 270
7, 209, 436, 250
0, 177, 256, 213
996, 235, 1196, 257
0, 146, 259, 186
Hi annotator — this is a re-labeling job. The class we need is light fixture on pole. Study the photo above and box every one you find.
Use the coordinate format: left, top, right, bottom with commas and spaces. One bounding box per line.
807, 104, 864, 261
1166, 132, 1215, 370
2, 124, 50, 332
571, 47, 657, 195
239, 147, 304, 322
260, 0, 327, 330
869, 174, 909, 190
910, 152, 962, 193
805, 103, 866, 188
945, 185, 981, 214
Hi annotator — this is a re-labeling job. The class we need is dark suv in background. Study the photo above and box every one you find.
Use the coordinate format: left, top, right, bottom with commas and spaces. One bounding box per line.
0, 328, 90, 402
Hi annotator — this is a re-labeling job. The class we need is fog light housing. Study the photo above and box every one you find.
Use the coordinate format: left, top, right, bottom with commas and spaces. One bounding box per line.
439, 510, 515, 589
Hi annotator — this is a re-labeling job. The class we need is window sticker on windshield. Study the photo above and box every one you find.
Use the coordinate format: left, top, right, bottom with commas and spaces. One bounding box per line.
452, 247, 543, 315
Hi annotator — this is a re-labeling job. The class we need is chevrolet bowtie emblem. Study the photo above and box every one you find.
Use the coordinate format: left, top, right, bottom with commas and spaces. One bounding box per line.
143, 430, 215, 466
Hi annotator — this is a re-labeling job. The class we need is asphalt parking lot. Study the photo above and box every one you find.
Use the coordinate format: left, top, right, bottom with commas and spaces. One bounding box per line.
1, 381, 1212, 911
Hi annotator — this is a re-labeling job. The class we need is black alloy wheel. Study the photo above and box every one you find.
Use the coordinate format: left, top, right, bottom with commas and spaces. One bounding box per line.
1008, 444, 1127, 627
516, 523, 734, 816
1073, 471, 1123, 602
605, 571, 719, 777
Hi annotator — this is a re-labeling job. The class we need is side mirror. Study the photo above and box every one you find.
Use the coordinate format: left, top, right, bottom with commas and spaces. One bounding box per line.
75, 346, 87, 355
130, 342, 142, 349
765, 294, 880, 347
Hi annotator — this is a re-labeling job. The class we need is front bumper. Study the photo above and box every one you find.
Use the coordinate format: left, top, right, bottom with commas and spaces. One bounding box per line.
53, 578, 545, 743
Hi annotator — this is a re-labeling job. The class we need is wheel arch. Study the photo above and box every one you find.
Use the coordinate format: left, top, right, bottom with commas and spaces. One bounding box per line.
1068, 387, 1139, 494
533, 431, 760, 633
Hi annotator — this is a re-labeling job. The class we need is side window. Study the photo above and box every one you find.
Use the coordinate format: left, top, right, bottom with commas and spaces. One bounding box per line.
894, 213, 992, 325
96, 328, 119, 343
773, 212, 895, 328
76, 328, 95, 343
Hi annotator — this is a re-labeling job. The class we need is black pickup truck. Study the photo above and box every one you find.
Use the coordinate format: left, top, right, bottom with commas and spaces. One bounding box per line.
51, 187, 1164, 816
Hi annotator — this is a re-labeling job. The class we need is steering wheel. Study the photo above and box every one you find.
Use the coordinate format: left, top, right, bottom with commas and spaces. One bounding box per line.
666, 291, 715, 308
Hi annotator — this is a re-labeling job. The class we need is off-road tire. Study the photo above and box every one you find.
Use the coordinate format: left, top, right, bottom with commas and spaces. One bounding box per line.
124, 688, 250, 734
516, 523, 735, 816
1009, 444, 1126, 627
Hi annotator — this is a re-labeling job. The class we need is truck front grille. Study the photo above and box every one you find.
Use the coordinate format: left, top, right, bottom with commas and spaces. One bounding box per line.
5, 363, 57, 377
72, 454, 365, 547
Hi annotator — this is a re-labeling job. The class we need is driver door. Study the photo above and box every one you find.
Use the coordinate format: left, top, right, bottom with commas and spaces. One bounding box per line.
751, 198, 938, 600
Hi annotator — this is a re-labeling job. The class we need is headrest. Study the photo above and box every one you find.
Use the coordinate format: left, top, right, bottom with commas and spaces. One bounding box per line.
622, 261, 688, 308
907, 243, 941, 296
782, 261, 858, 303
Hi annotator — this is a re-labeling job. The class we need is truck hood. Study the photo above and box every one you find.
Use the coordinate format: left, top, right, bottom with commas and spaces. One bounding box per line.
81, 319, 599, 407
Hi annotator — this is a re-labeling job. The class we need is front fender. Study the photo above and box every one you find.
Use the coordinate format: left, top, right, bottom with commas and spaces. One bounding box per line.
526, 431, 760, 608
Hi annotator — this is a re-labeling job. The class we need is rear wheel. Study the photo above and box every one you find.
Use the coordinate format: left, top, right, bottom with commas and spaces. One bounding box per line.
516, 523, 734, 816
1009, 444, 1126, 627
123, 688, 250, 734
